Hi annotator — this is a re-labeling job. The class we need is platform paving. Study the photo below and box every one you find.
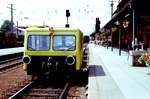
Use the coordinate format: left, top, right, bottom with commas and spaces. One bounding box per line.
0, 47, 23, 56
88, 44, 150, 99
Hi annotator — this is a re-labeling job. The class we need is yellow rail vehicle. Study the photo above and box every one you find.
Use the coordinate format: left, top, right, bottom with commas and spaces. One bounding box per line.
22, 28, 83, 77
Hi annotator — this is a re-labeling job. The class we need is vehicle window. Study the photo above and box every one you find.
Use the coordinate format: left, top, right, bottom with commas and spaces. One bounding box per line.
28, 35, 50, 51
53, 35, 75, 51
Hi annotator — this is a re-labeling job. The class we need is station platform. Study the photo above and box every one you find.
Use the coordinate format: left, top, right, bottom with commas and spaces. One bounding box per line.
88, 44, 150, 99
0, 47, 23, 56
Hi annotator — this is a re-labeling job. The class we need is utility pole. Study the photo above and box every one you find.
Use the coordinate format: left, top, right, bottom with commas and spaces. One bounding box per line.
8, 4, 15, 34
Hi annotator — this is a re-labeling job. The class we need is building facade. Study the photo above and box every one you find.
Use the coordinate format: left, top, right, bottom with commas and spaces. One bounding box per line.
104, 0, 150, 50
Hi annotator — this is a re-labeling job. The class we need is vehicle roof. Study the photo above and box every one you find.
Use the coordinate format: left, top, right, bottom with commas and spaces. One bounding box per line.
26, 27, 81, 32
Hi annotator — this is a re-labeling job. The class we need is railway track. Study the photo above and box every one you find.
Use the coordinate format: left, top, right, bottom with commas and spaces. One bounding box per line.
9, 80, 69, 99
0, 52, 23, 62
0, 51, 23, 71
0, 56, 22, 65
6, 72, 88, 99
0, 57, 23, 71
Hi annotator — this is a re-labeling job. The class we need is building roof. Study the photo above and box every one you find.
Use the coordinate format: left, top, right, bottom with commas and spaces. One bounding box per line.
104, 0, 134, 28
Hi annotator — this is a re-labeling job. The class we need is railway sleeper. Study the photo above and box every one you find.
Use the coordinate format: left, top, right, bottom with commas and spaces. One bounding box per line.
29, 89, 62, 94
25, 93, 60, 97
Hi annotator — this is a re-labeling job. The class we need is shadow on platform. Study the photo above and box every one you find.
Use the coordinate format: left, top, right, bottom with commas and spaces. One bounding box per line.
89, 65, 106, 77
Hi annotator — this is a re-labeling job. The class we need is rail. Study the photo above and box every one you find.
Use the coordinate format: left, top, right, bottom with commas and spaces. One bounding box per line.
9, 81, 69, 99
8, 81, 35, 99
59, 83, 69, 99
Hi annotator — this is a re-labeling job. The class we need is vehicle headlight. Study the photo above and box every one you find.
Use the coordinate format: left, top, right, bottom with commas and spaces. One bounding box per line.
22, 56, 31, 64
65, 56, 75, 65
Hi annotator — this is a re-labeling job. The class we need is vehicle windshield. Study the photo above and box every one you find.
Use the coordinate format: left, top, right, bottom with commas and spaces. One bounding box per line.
53, 35, 76, 51
28, 35, 50, 51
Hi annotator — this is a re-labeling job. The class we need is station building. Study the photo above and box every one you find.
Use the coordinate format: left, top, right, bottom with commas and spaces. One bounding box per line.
104, 0, 150, 51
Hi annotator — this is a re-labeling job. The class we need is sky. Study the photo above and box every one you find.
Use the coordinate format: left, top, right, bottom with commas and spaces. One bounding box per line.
0, 0, 118, 35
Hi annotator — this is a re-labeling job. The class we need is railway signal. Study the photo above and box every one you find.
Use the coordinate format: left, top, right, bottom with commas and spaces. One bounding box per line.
95, 17, 100, 32
65, 9, 70, 28
66, 10, 70, 17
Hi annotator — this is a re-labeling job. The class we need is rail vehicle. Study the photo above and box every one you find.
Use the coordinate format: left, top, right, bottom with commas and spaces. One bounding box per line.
0, 32, 24, 48
22, 27, 85, 77
0, 29, 24, 49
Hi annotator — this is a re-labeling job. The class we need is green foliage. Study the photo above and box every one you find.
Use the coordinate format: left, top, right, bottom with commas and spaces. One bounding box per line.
0, 20, 11, 32
138, 52, 148, 63
138, 57, 144, 63
105, 39, 111, 42
146, 59, 150, 67
141, 52, 148, 58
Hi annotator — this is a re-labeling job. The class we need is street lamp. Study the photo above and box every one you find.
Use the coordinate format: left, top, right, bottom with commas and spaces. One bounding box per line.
110, 25, 113, 51
129, 1, 135, 50
116, 20, 121, 56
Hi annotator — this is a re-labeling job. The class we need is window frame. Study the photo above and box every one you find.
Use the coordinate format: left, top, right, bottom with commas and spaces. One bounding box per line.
27, 35, 51, 51
53, 35, 76, 51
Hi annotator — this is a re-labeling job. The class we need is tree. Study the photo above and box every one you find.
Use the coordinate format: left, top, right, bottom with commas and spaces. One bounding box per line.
0, 20, 11, 32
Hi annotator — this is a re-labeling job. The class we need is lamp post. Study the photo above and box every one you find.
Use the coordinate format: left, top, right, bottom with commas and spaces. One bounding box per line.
119, 24, 121, 56
129, 1, 135, 50
132, 8, 135, 50
116, 21, 121, 56
110, 25, 113, 51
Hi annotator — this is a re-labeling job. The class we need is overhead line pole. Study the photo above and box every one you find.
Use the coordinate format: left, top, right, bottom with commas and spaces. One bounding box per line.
8, 4, 15, 34
11, 4, 13, 34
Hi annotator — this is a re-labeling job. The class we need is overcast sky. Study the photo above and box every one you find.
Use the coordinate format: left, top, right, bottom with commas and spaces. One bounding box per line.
0, 0, 118, 35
